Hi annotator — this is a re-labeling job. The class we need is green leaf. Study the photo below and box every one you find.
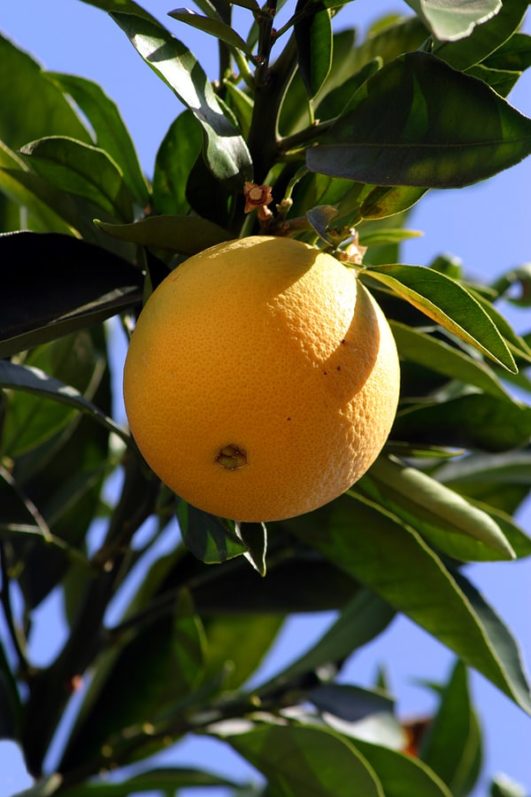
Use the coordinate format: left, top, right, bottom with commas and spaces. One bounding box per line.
420, 661, 482, 797
78, 0, 158, 22
307, 52, 531, 189
390, 321, 510, 399
466, 64, 520, 98
227, 724, 384, 797
352, 738, 453, 797
177, 503, 248, 564
0, 361, 129, 446
96, 215, 230, 255
404, 0, 501, 42
308, 684, 395, 723
490, 774, 527, 797
58, 768, 239, 797
434, 0, 529, 70
287, 493, 531, 714
0, 35, 89, 150
358, 456, 515, 561
110, 13, 252, 184
393, 394, 531, 452
168, 9, 252, 54
19, 137, 134, 222
223, 82, 254, 138
491, 264, 531, 308
295, 0, 333, 99
363, 265, 516, 372
45, 72, 148, 205
235, 522, 268, 577
0, 232, 142, 358
257, 589, 395, 693
359, 228, 422, 246
485, 33, 531, 72
153, 111, 202, 215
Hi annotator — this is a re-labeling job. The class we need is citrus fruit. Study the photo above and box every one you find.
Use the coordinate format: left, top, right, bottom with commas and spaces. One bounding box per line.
123, 235, 400, 522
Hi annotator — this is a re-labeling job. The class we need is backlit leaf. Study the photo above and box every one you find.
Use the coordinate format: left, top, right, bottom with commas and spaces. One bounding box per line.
295, 0, 333, 99
405, 0, 501, 42
153, 111, 202, 215
168, 9, 252, 54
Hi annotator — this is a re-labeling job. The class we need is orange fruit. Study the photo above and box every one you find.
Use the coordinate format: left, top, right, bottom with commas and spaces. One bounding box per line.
123, 236, 400, 521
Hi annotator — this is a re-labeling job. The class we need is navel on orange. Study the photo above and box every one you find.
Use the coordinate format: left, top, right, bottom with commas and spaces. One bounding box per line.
123, 236, 400, 522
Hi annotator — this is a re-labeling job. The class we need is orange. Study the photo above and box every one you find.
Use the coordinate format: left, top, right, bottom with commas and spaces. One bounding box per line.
123, 236, 400, 522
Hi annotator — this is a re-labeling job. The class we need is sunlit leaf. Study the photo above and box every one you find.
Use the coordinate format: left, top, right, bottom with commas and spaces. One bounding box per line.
405, 0, 501, 42
168, 9, 252, 54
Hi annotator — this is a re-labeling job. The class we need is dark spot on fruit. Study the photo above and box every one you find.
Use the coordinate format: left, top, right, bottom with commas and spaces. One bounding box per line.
337, 365, 341, 371
340, 338, 347, 345
323, 371, 328, 376
287, 417, 291, 421
216, 444, 247, 470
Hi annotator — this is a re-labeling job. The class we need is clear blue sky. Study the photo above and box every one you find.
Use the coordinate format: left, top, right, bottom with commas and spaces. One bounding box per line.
1, 2, 530, 796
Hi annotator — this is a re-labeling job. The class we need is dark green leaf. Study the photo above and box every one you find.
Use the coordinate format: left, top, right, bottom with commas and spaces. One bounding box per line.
393, 394, 531, 452
0, 361, 129, 446
223, 82, 253, 138
434, 0, 528, 70
19, 137, 134, 222
309, 684, 394, 723
491, 264, 531, 308
295, 0, 333, 99
288, 493, 531, 713
0, 35, 89, 149
405, 0, 501, 42
177, 503, 247, 564
111, 13, 252, 184
363, 265, 516, 372
307, 53, 531, 189
46, 72, 148, 205
358, 456, 515, 561
153, 111, 202, 215
168, 9, 252, 54
236, 522, 268, 576
420, 661, 482, 797
58, 768, 239, 797
78, 0, 158, 22
390, 321, 510, 399
0, 232, 142, 358
96, 214, 230, 255
227, 724, 384, 797
485, 33, 531, 72
352, 738, 453, 797
466, 64, 520, 97
490, 774, 527, 797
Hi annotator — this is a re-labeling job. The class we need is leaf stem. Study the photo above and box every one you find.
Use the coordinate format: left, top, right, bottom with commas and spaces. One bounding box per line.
278, 118, 335, 154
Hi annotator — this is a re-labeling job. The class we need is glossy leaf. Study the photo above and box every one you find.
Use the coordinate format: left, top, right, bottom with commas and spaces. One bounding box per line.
485, 33, 531, 72
434, 0, 529, 70
236, 522, 268, 577
358, 456, 515, 561
420, 661, 482, 797
0, 232, 142, 357
152, 111, 202, 215
490, 775, 527, 797
168, 9, 252, 54
0, 34, 89, 149
288, 493, 531, 713
59, 768, 239, 797
19, 136, 134, 222
393, 394, 531, 452
405, 0, 501, 42
78, 0, 158, 22
390, 321, 510, 399
177, 503, 247, 565
96, 214, 230, 255
295, 0, 333, 99
227, 724, 384, 797
0, 361, 129, 446
309, 684, 394, 724
46, 72, 149, 205
363, 265, 516, 372
223, 82, 253, 139
110, 13, 252, 184
466, 64, 520, 98
307, 53, 531, 189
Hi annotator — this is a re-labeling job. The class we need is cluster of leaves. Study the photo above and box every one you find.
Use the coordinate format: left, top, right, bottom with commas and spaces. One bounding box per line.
0, 1, 531, 795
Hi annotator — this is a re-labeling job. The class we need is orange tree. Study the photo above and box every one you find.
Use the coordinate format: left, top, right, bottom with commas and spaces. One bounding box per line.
1, 2, 531, 795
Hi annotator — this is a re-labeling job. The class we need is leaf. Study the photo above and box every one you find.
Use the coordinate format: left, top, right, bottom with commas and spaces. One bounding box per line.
363, 265, 516, 372
404, 0, 501, 42
153, 111, 202, 215
435, 0, 529, 70
110, 13, 252, 184
0, 361, 129, 446
0, 35, 89, 149
393, 394, 531, 452
309, 684, 395, 724
0, 232, 142, 358
485, 32, 531, 72
226, 724, 384, 797
307, 52, 531, 189
490, 774, 527, 797
287, 493, 531, 714
359, 228, 423, 246
419, 661, 482, 797
19, 137, 134, 222
223, 82, 254, 138
78, 0, 158, 22
352, 738, 453, 797
466, 65, 520, 98
358, 456, 515, 561
96, 215, 230, 255
257, 589, 395, 693
177, 503, 248, 565
295, 0, 333, 99
46, 72, 149, 205
235, 522, 268, 577
389, 321, 510, 399
168, 9, 252, 54
59, 769, 239, 797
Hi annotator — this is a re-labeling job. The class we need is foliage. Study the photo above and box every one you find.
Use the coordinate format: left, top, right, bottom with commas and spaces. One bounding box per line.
0, 1, 530, 795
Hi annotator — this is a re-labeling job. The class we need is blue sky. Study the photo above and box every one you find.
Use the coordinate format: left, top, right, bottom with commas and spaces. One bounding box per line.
1, 1, 530, 795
